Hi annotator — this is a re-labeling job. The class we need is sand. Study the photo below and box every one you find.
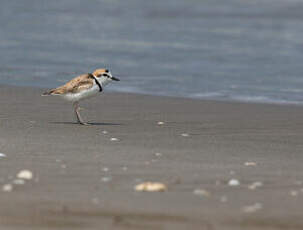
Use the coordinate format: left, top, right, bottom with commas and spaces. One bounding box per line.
0, 85, 303, 229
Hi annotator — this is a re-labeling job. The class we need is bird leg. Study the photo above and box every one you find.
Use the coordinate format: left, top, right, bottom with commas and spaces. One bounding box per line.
73, 102, 88, 125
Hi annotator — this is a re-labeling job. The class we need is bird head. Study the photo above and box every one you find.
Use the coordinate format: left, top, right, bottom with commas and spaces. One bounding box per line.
92, 68, 120, 86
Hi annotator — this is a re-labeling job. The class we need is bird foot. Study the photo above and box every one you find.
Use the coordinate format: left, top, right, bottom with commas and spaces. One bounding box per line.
79, 121, 90, 126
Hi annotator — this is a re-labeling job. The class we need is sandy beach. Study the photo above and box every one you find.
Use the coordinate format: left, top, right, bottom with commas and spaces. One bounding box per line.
1, 84, 303, 229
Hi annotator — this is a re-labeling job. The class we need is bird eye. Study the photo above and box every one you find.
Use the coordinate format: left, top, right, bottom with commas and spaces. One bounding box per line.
105, 69, 109, 73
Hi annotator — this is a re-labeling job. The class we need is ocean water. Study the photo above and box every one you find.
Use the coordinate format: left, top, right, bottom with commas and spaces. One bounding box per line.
1, 0, 303, 104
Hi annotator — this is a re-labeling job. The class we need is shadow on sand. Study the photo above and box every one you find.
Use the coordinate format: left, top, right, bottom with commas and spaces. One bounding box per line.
50, 122, 123, 126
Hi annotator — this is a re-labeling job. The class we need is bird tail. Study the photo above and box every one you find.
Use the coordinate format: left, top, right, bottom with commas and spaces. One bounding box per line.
41, 89, 55, 96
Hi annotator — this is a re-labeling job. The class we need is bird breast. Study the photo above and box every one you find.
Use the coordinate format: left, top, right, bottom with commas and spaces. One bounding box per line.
62, 85, 100, 102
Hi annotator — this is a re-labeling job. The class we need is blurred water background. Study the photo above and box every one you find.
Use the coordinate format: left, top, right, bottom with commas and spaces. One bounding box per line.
1, 0, 303, 104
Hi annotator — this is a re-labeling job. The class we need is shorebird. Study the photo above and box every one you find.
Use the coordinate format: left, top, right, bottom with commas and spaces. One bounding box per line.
42, 68, 120, 125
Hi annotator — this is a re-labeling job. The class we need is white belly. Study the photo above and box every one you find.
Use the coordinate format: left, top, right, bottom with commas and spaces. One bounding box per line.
62, 85, 100, 102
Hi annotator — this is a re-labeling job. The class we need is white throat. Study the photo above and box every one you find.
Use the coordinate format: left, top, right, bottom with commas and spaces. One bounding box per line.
93, 75, 111, 87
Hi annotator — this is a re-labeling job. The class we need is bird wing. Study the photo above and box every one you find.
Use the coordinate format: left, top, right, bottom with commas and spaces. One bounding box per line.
48, 74, 94, 95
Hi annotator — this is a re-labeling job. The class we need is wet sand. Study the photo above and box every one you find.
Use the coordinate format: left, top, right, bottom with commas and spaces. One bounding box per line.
1, 85, 303, 229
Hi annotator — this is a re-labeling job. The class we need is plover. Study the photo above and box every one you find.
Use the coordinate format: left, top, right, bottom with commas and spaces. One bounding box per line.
42, 68, 120, 125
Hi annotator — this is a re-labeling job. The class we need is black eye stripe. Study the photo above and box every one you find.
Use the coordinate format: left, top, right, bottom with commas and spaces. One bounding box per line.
103, 74, 110, 78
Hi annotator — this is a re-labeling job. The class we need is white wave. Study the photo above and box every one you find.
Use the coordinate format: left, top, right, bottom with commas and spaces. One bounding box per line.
190, 92, 227, 98
188, 91, 303, 105
229, 95, 303, 105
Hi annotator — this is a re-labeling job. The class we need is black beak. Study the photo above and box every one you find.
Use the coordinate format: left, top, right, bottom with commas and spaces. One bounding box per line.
111, 76, 120, 81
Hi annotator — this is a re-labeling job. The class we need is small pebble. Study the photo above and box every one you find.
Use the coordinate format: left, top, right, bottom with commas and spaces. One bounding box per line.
244, 162, 257, 166
181, 133, 189, 137
155, 152, 162, 157
290, 190, 298, 196
102, 130, 108, 134
13, 179, 25, 185
102, 167, 109, 172
0, 153, 6, 158
2, 184, 13, 192
101, 177, 111, 182
135, 182, 167, 192
243, 203, 263, 213
193, 189, 211, 197
228, 179, 240, 186
110, 138, 119, 141
17, 170, 33, 180
157, 121, 165, 125
122, 166, 128, 171
248, 181, 263, 190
